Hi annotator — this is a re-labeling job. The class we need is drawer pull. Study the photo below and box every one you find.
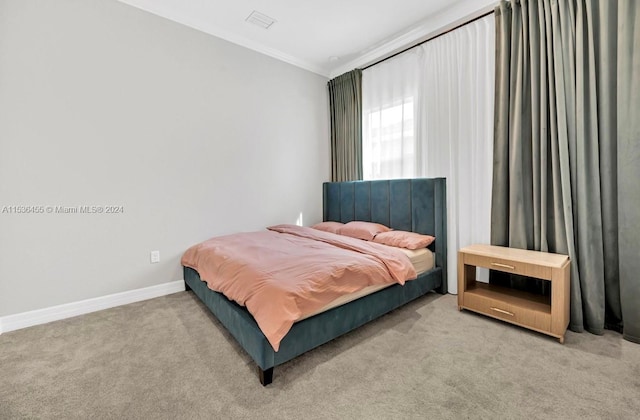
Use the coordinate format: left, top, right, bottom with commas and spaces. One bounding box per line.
490, 307, 515, 316
491, 262, 516, 270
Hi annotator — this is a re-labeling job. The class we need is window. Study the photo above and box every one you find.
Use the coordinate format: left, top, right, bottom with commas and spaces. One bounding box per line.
362, 97, 415, 180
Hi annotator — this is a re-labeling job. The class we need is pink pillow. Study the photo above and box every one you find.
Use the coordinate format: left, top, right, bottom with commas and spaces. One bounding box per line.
311, 221, 344, 234
372, 230, 435, 250
339, 221, 392, 241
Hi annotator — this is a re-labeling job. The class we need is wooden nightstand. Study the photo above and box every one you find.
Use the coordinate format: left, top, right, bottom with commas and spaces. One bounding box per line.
458, 244, 570, 343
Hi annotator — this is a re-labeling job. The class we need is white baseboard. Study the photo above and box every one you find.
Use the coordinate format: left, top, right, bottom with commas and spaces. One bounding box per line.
0, 280, 185, 335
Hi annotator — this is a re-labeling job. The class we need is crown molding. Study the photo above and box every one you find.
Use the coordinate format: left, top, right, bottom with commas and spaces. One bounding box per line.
329, 0, 496, 78
117, 0, 331, 78
116, 0, 496, 80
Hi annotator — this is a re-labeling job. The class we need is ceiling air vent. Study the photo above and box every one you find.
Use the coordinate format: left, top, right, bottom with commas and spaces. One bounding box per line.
245, 11, 276, 29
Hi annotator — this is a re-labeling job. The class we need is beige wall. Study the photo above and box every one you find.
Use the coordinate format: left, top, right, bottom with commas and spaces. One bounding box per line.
0, 0, 330, 316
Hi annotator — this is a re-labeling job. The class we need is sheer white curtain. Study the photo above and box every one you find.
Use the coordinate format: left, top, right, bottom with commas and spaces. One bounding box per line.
362, 15, 495, 294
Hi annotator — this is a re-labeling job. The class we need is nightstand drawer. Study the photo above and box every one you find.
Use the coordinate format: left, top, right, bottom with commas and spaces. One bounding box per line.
463, 253, 552, 280
463, 289, 551, 332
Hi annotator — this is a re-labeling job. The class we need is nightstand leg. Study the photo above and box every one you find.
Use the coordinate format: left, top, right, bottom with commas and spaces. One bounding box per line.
559, 336, 564, 344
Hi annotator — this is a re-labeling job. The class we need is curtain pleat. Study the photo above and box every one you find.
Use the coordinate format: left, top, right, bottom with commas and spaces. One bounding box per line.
491, 0, 639, 341
617, 0, 640, 343
328, 70, 362, 182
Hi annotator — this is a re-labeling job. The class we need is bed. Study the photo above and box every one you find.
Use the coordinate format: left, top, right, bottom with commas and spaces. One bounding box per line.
183, 177, 447, 385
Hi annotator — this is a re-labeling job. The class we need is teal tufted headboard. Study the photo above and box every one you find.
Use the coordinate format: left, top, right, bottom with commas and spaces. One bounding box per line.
322, 178, 447, 293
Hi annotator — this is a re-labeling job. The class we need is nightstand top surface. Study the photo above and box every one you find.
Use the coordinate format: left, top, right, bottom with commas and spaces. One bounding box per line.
459, 244, 569, 268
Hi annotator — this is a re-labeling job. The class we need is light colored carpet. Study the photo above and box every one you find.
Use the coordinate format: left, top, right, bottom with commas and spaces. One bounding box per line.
1, 291, 638, 419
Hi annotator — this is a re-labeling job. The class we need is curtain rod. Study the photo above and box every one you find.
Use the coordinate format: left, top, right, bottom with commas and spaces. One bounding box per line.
361, 9, 495, 71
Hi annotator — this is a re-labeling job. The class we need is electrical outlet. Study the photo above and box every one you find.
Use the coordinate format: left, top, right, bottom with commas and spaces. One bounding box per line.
150, 250, 160, 263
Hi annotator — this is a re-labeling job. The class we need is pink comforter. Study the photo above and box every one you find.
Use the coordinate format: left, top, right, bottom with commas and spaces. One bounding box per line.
181, 224, 416, 351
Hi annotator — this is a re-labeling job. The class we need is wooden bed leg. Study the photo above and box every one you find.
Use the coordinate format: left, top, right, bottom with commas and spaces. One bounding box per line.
184, 281, 191, 292
259, 367, 273, 386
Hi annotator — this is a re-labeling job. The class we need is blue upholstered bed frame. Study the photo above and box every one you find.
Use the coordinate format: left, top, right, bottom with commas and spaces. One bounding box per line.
183, 178, 447, 385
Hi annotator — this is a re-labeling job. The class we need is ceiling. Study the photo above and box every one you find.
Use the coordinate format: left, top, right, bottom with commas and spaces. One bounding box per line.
117, 0, 495, 78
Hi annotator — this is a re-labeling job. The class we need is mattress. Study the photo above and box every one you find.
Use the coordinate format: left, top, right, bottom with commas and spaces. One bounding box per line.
299, 246, 434, 321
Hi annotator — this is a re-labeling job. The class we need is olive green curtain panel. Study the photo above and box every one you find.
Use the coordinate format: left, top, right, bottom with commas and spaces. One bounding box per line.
617, 0, 640, 344
490, 0, 639, 342
328, 69, 362, 182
